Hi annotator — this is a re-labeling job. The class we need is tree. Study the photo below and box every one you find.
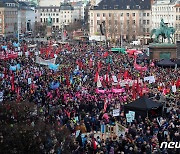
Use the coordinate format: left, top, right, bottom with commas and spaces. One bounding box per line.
0, 101, 74, 153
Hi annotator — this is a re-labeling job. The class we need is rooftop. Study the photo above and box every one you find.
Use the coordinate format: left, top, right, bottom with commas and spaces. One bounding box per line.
93, 0, 151, 10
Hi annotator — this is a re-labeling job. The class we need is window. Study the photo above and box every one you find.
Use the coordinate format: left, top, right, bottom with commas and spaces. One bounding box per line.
143, 20, 146, 24
103, 13, 105, 17
127, 20, 129, 25
114, 5, 118, 9
147, 13, 149, 16
40, 18, 43, 23
109, 20, 111, 25
147, 20, 149, 25
147, 28, 149, 33
133, 20, 135, 25
133, 13, 135, 17
127, 13, 129, 17
56, 18, 59, 23
97, 20, 100, 25
143, 28, 146, 33
109, 13, 111, 17
121, 13, 123, 17
91, 20, 93, 25
97, 13, 100, 17
103, 5, 107, 9
143, 13, 146, 16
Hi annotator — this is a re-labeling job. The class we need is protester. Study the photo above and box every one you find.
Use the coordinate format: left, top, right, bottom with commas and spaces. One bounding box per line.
0, 40, 179, 153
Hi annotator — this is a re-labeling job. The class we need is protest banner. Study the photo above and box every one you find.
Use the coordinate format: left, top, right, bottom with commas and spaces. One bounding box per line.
36, 56, 57, 66
113, 109, 120, 117
116, 123, 128, 137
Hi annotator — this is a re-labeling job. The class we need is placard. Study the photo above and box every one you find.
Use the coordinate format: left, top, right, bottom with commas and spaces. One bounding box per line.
126, 113, 133, 123
113, 109, 120, 117
172, 85, 176, 93
128, 111, 135, 120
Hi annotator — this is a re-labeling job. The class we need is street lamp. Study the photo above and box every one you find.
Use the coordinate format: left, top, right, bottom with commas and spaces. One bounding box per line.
61, 22, 64, 42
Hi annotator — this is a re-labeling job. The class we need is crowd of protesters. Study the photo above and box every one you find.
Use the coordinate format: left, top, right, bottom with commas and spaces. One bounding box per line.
0, 40, 180, 154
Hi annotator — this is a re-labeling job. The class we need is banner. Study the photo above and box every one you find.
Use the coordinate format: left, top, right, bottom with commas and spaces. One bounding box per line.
144, 76, 155, 84
9, 64, 20, 71
50, 82, 60, 90
48, 63, 59, 71
36, 56, 56, 66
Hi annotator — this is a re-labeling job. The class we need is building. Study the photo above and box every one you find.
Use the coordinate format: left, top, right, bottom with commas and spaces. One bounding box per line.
39, 0, 63, 6
35, 3, 85, 30
89, 0, 152, 43
152, 0, 180, 42
175, 1, 180, 41
0, 0, 18, 37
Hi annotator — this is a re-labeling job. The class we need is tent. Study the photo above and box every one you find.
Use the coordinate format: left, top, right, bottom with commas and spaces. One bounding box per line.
124, 96, 163, 119
175, 59, 180, 66
157, 59, 176, 67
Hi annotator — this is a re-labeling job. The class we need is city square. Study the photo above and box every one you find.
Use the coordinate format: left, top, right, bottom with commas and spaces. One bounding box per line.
0, 0, 180, 153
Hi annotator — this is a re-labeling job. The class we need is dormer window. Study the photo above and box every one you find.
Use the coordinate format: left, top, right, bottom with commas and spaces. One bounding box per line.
114, 5, 118, 10
127, 5, 130, 9
103, 5, 107, 9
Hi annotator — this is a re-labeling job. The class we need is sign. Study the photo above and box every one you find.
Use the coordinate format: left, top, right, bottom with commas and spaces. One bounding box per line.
0, 91, 3, 102
76, 130, 80, 138
126, 113, 133, 123
144, 76, 155, 84
112, 75, 118, 83
28, 78, 32, 85
172, 85, 176, 93
101, 124, 106, 133
128, 111, 135, 120
113, 109, 120, 117
116, 123, 128, 137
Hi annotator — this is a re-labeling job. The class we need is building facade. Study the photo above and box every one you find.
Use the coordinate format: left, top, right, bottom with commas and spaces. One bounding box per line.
89, 0, 152, 43
175, 1, 180, 41
152, 0, 180, 42
0, 0, 18, 37
35, 3, 84, 30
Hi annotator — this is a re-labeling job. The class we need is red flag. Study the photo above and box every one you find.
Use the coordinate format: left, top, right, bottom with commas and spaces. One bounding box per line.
176, 78, 180, 87
66, 74, 70, 87
107, 64, 111, 72
94, 71, 99, 82
104, 98, 108, 112
105, 73, 109, 83
103, 51, 108, 58
11, 73, 15, 91
50, 51, 54, 58
98, 61, 102, 71
123, 70, 129, 79
16, 86, 20, 101
88, 58, 93, 68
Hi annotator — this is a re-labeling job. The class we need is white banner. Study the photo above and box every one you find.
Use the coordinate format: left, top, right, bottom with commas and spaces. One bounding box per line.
36, 56, 57, 66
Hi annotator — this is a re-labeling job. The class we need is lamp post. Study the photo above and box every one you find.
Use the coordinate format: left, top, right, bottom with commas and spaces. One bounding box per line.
61, 22, 64, 42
